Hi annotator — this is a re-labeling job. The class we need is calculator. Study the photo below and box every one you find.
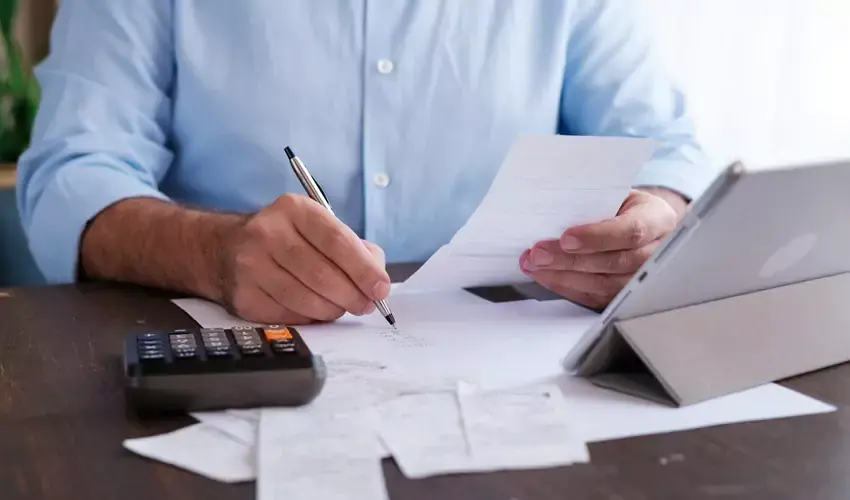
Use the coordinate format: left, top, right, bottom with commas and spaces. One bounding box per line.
124, 325, 326, 413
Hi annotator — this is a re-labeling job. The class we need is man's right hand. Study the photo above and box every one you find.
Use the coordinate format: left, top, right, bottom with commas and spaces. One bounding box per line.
218, 194, 391, 324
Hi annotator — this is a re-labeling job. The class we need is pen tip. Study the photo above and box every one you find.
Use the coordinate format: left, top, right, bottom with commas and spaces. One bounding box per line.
386, 313, 396, 327
284, 146, 295, 160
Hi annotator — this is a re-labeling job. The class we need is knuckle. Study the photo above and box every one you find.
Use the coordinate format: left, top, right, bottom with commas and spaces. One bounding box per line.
233, 250, 257, 273
307, 263, 333, 288
625, 219, 650, 247
324, 228, 350, 252
244, 216, 276, 243
275, 193, 302, 211
563, 252, 580, 271
613, 250, 638, 273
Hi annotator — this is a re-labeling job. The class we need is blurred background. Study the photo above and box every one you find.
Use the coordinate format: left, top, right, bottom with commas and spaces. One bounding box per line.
0, 0, 848, 287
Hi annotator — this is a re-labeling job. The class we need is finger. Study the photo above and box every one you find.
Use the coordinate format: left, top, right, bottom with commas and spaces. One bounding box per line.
527, 239, 659, 274
227, 284, 315, 325
270, 231, 375, 315
291, 199, 391, 301
252, 256, 347, 322
362, 240, 387, 270
524, 268, 630, 309
560, 202, 676, 254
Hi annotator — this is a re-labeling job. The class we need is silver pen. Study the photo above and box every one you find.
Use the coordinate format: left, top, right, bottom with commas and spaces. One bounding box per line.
285, 146, 396, 328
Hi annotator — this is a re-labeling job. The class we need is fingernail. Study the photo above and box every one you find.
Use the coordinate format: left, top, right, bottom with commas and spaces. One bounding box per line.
531, 247, 553, 266
561, 235, 582, 251
372, 281, 390, 300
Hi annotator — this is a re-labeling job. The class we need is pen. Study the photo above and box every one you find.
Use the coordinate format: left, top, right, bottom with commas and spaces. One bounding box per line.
284, 146, 397, 328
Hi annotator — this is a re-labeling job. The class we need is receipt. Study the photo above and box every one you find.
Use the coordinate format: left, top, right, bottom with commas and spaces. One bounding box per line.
458, 382, 590, 468
378, 391, 472, 479
257, 408, 388, 500
123, 424, 255, 483
378, 383, 589, 479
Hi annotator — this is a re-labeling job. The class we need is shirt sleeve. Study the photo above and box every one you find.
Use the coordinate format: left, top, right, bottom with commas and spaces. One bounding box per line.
16, 0, 174, 284
559, 0, 718, 201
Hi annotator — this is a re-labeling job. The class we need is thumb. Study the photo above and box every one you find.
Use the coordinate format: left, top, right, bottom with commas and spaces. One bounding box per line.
361, 240, 386, 269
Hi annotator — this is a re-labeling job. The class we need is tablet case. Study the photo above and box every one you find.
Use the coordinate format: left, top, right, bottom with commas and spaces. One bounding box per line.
574, 271, 850, 406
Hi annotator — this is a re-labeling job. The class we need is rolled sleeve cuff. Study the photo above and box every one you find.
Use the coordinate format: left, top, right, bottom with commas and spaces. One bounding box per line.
27, 163, 170, 283
632, 159, 720, 202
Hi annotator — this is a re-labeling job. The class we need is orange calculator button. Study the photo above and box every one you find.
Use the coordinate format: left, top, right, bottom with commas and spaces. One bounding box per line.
263, 327, 292, 341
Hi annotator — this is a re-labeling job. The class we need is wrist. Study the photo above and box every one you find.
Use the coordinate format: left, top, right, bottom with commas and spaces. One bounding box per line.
192, 210, 249, 304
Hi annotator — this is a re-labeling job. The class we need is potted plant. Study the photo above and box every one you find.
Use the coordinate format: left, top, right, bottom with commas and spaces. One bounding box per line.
0, 0, 39, 171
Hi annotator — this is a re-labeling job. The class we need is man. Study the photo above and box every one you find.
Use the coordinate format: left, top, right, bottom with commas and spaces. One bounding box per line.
18, 1, 715, 324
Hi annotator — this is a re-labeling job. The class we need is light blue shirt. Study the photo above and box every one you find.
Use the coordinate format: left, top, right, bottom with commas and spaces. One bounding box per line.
18, 0, 716, 284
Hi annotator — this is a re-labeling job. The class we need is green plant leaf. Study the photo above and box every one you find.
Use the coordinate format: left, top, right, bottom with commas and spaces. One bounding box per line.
0, 0, 16, 37
0, 0, 39, 162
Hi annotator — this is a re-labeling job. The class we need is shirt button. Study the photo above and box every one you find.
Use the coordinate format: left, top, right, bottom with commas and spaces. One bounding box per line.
373, 172, 390, 188
376, 59, 394, 74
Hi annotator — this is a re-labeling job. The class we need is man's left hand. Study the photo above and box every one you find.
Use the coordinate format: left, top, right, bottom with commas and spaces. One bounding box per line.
520, 188, 687, 310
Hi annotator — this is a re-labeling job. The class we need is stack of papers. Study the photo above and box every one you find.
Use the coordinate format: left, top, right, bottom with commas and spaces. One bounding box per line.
124, 291, 834, 494
123, 135, 836, 498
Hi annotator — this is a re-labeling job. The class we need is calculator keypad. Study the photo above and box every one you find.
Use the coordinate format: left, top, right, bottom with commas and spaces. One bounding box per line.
263, 326, 296, 355
201, 328, 232, 357
169, 331, 198, 359
137, 334, 165, 360
135, 325, 304, 368
233, 327, 265, 356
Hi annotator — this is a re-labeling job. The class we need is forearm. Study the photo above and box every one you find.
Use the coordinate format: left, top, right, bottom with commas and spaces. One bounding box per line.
80, 197, 247, 302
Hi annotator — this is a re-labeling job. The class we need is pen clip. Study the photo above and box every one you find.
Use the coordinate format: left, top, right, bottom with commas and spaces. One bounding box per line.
312, 177, 331, 207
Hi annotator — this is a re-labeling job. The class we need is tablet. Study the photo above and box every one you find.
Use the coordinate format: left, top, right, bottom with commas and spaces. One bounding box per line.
563, 158, 850, 372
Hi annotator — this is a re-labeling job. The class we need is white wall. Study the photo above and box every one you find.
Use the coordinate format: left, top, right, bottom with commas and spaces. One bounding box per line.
641, 0, 850, 170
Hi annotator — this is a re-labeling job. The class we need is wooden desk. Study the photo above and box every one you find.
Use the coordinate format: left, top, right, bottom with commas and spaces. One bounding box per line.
2, 268, 849, 500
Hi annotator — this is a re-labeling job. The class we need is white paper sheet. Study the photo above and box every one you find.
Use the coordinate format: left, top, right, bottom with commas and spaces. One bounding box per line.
400, 134, 656, 292
171, 296, 836, 446
552, 375, 835, 442
174, 295, 597, 389
123, 424, 255, 483
257, 408, 387, 500
191, 410, 257, 447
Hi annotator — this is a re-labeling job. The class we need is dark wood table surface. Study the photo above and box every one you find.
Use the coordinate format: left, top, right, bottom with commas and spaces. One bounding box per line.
2, 264, 849, 500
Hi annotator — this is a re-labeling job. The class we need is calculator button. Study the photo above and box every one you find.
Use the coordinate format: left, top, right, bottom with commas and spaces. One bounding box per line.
170, 337, 196, 345
137, 340, 163, 348
169, 333, 195, 341
173, 349, 197, 359
263, 327, 292, 342
240, 346, 264, 356
270, 342, 296, 354
206, 347, 232, 357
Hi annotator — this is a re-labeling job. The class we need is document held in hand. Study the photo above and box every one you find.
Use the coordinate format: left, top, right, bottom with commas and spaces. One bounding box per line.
400, 134, 657, 292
